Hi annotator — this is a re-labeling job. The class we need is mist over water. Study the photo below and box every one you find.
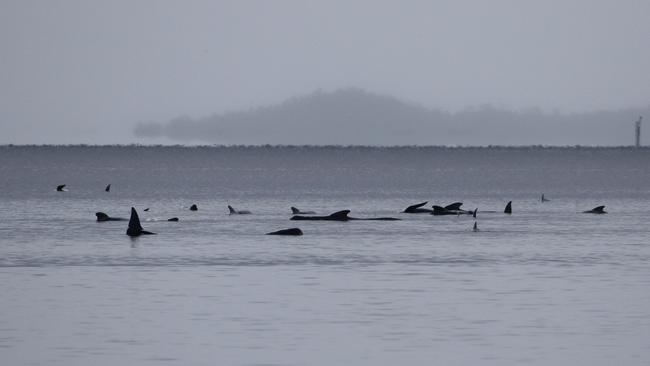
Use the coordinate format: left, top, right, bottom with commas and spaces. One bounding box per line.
1, 146, 649, 365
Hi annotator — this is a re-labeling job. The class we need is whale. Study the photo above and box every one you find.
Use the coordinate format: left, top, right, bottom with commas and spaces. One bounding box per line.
190, 204, 198, 211
56, 184, 66, 192
105, 184, 111, 192
291, 210, 401, 221
541, 193, 550, 202
432, 202, 511, 215
504, 201, 512, 214
473, 221, 479, 232
403, 201, 433, 213
583, 205, 606, 214
267, 228, 303, 236
228, 205, 251, 215
167, 217, 179, 222
431, 202, 472, 216
95, 212, 127, 222
291, 207, 316, 215
126, 207, 156, 236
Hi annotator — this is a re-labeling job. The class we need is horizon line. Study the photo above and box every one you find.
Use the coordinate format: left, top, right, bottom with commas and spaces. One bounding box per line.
0, 144, 647, 149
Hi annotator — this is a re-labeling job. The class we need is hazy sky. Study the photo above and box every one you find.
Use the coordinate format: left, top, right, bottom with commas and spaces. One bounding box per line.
1, 0, 649, 144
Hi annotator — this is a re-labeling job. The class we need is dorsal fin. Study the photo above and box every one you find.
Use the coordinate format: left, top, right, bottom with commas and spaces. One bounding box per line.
445, 202, 463, 211
56, 184, 66, 191
592, 205, 605, 213
472, 208, 477, 218
328, 210, 350, 220
291, 207, 300, 214
95, 212, 110, 221
105, 184, 111, 192
228, 205, 236, 214
405, 201, 428, 211
128, 207, 143, 232
473, 221, 478, 231
504, 201, 512, 214
190, 204, 198, 211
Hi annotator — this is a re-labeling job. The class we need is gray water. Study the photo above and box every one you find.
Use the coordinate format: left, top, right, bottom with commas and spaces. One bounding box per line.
1, 146, 649, 365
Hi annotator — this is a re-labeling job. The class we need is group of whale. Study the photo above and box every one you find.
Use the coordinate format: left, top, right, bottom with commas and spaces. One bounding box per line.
59, 185, 608, 237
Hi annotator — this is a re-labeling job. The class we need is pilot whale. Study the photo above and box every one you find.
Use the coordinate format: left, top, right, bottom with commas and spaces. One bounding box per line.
95, 212, 127, 222
432, 202, 511, 215
403, 201, 433, 213
105, 184, 111, 192
291, 207, 316, 215
190, 204, 198, 211
267, 228, 303, 236
431, 202, 473, 216
228, 205, 251, 215
56, 184, 67, 192
541, 194, 550, 202
291, 210, 401, 221
583, 205, 606, 214
126, 207, 156, 236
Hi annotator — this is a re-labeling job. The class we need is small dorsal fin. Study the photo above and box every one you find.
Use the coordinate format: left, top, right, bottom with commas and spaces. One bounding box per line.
105, 184, 111, 192
228, 205, 236, 214
592, 205, 605, 213
504, 201, 512, 214
473, 221, 478, 231
291, 207, 300, 214
328, 210, 351, 220
190, 204, 198, 211
56, 184, 66, 191
473, 208, 477, 218
445, 202, 463, 211
96, 212, 110, 221
128, 207, 143, 232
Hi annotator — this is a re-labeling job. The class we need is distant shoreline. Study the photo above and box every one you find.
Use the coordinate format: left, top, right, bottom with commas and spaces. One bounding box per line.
0, 144, 647, 150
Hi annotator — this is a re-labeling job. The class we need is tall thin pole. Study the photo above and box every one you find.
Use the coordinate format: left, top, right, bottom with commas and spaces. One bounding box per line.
635, 116, 642, 147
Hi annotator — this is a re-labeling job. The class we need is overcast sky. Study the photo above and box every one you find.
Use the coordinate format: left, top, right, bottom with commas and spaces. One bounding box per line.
1, 0, 649, 144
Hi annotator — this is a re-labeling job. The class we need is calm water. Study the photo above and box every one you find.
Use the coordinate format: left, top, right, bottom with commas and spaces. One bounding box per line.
1, 146, 649, 365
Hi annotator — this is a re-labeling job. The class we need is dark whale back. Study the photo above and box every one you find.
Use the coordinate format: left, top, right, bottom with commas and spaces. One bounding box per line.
404, 201, 429, 213
96, 212, 110, 221
267, 228, 303, 236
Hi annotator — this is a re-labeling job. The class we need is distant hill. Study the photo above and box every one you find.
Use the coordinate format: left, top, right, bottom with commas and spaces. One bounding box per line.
134, 88, 649, 146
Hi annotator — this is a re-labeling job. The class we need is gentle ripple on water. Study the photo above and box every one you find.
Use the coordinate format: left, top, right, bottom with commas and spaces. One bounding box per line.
0, 146, 649, 365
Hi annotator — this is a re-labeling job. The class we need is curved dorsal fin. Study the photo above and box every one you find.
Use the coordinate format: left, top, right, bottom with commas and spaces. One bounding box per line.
445, 202, 463, 211
95, 212, 110, 221
291, 207, 300, 214
105, 184, 111, 192
128, 207, 143, 232
504, 201, 512, 214
328, 210, 351, 220
56, 184, 66, 191
592, 205, 605, 213
228, 205, 236, 214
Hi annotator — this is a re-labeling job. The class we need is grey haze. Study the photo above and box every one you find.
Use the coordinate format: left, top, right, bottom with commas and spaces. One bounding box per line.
1, 0, 649, 144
